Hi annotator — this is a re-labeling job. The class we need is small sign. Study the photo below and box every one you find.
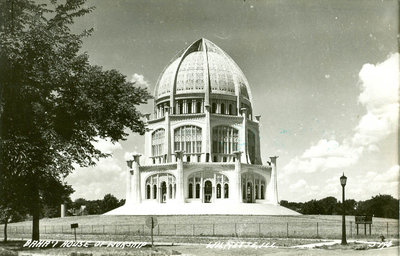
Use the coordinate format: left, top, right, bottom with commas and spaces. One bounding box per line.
71, 223, 79, 229
355, 215, 372, 224
146, 216, 158, 229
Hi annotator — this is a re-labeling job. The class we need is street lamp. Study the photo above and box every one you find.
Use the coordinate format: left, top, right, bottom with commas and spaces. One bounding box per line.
340, 173, 347, 245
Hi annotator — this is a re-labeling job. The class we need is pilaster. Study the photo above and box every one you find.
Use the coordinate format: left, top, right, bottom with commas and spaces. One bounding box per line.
175, 150, 185, 203
267, 156, 279, 205
131, 154, 142, 204
233, 151, 243, 203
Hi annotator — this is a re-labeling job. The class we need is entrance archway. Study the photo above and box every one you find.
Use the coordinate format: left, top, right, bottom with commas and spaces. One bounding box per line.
246, 182, 253, 203
161, 182, 167, 203
204, 180, 212, 203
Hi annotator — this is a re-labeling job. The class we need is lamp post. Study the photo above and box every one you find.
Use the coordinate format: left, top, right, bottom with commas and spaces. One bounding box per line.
340, 173, 347, 245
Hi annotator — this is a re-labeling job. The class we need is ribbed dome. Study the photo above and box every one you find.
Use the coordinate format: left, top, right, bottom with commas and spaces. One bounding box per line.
154, 39, 252, 102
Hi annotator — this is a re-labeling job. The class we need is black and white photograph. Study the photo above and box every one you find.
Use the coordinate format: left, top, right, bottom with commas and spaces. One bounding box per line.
0, 0, 398, 255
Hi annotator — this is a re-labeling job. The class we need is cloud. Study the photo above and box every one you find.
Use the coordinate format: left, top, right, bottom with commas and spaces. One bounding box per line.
283, 139, 363, 174
353, 53, 399, 147
283, 53, 399, 176
130, 73, 150, 88
92, 137, 122, 154
347, 165, 399, 200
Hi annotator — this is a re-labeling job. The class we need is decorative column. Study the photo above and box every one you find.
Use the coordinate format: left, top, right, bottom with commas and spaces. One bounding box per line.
240, 108, 248, 163
212, 173, 217, 202
130, 154, 142, 204
233, 151, 242, 203
200, 174, 204, 202
125, 160, 133, 204
165, 106, 171, 162
175, 150, 185, 203
266, 156, 279, 205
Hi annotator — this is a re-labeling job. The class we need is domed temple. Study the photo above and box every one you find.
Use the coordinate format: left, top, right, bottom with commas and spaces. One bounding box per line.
107, 38, 299, 215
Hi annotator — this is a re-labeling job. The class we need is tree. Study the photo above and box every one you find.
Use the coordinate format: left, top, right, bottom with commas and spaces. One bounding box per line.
318, 197, 338, 215
356, 194, 399, 219
0, 0, 151, 240
101, 194, 119, 213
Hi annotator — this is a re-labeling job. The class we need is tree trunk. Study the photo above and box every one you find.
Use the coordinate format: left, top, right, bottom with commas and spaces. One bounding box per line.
3, 218, 7, 242
31, 181, 40, 241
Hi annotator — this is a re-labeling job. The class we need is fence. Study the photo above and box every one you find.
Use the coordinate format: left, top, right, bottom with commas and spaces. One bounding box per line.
0, 221, 398, 240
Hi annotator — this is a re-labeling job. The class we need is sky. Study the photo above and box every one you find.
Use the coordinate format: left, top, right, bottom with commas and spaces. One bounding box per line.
65, 0, 399, 202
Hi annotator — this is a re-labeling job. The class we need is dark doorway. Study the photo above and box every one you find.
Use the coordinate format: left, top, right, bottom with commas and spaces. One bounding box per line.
246, 182, 253, 203
204, 180, 212, 203
161, 182, 167, 203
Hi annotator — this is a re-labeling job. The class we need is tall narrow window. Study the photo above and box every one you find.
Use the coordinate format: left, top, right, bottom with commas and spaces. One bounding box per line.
212, 103, 217, 113
187, 101, 192, 114
152, 129, 165, 156
248, 129, 256, 164
196, 101, 202, 113
146, 185, 151, 199
169, 184, 172, 199
195, 184, 200, 198
228, 104, 232, 115
224, 184, 229, 198
189, 183, 193, 198
255, 185, 259, 199
221, 103, 225, 114
153, 185, 157, 199
261, 185, 265, 199
217, 184, 221, 198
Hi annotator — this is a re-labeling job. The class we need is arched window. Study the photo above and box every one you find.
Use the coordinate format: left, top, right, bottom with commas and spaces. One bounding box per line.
228, 104, 232, 115
224, 184, 229, 198
242, 184, 246, 199
153, 185, 157, 199
195, 184, 200, 198
221, 103, 225, 114
146, 185, 151, 199
189, 183, 193, 198
217, 184, 221, 198
187, 101, 192, 114
261, 185, 265, 199
212, 103, 217, 113
212, 126, 239, 154
152, 129, 165, 156
174, 126, 202, 154
169, 184, 172, 199
196, 101, 202, 113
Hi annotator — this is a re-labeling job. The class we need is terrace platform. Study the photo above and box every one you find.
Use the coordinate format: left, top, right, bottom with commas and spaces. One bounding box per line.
104, 202, 300, 215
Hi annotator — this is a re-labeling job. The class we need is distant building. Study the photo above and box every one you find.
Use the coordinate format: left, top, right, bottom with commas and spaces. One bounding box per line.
108, 38, 298, 215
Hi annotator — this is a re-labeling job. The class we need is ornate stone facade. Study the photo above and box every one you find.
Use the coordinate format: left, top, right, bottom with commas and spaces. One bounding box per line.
124, 38, 279, 210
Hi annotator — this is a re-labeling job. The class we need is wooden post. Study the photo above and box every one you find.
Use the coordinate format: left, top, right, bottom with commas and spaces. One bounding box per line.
235, 223, 237, 237
286, 223, 289, 238
364, 223, 366, 235
192, 224, 195, 236
350, 221, 352, 237
258, 223, 261, 237
158, 224, 160, 235
175, 224, 177, 236
213, 224, 215, 236
316, 222, 319, 237
387, 222, 389, 237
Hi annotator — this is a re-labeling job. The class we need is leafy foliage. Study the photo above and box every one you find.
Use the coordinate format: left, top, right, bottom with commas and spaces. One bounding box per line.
280, 194, 399, 219
0, 0, 151, 240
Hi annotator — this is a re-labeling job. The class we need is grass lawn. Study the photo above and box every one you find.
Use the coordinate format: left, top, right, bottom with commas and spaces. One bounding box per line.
1, 215, 398, 240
